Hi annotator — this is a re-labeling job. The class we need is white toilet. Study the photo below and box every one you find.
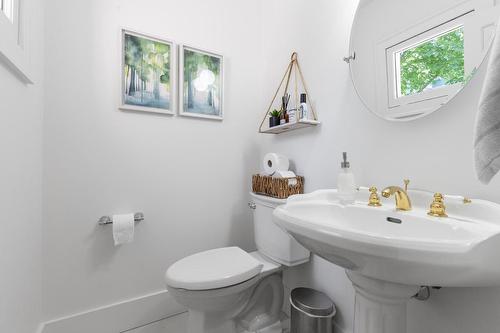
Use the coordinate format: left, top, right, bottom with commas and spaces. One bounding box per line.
165, 193, 310, 333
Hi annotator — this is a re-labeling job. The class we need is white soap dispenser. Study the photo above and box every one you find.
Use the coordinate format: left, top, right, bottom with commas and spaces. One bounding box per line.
338, 152, 356, 205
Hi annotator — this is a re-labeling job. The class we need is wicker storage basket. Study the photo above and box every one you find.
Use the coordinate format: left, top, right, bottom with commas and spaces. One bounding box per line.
252, 174, 304, 199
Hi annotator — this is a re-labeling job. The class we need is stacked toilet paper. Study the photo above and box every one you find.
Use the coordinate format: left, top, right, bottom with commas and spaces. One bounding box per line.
262, 153, 297, 186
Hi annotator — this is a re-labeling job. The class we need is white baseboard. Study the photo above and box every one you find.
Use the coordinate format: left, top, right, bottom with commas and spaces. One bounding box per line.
36, 289, 346, 333
38, 290, 186, 333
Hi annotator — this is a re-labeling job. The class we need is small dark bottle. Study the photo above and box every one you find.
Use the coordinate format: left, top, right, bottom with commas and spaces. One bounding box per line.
280, 109, 286, 125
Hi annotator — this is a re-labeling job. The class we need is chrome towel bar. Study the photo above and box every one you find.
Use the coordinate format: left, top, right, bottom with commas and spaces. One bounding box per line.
98, 212, 144, 225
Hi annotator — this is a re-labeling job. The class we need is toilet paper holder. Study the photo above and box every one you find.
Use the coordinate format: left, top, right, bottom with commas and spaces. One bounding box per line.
98, 212, 145, 225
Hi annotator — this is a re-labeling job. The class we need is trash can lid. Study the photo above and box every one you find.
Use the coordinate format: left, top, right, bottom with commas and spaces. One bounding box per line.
290, 287, 336, 317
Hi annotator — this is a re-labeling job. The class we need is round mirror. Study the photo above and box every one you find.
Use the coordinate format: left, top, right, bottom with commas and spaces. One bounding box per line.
349, 0, 500, 121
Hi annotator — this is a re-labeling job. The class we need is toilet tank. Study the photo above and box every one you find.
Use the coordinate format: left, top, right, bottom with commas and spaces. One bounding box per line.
250, 193, 310, 266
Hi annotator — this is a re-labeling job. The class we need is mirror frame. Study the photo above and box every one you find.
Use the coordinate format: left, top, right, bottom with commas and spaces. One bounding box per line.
347, 0, 498, 121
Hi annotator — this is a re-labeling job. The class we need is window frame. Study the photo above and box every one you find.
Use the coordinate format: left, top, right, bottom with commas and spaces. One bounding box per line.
0, 0, 33, 84
385, 19, 466, 114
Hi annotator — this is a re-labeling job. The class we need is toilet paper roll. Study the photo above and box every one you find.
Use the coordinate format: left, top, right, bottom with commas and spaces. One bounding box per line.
262, 153, 289, 175
273, 170, 298, 186
113, 213, 134, 246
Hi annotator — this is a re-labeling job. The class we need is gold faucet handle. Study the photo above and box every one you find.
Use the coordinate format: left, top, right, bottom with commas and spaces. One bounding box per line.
428, 193, 448, 218
403, 179, 410, 192
368, 186, 382, 207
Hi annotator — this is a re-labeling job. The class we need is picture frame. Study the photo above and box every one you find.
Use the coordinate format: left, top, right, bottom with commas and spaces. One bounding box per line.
179, 45, 224, 120
120, 29, 176, 115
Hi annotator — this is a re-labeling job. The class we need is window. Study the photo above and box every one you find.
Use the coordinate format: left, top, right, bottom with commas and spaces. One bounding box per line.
379, 13, 471, 119
396, 27, 465, 98
1, 0, 13, 22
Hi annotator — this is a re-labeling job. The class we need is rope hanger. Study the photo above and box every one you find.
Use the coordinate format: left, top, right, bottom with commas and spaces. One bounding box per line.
259, 52, 318, 133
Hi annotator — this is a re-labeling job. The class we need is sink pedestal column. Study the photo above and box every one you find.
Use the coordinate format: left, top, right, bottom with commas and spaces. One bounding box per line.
347, 271, 419, 333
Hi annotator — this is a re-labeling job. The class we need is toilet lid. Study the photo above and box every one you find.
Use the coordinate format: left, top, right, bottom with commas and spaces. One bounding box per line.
165, 247, 263, 290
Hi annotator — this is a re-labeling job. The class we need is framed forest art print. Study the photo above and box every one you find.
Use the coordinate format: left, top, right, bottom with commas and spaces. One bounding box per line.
179, 45, 224, 120
120, 30, 176, 114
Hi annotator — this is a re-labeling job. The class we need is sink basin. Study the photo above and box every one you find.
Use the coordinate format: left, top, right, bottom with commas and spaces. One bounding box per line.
274, 189, 500, 287
273, 188, 500, 333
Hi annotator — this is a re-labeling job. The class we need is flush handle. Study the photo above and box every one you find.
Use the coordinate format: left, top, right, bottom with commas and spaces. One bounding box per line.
248, 202, 256, 210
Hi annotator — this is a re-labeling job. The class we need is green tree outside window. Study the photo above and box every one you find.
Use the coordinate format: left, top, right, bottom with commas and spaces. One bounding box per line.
399, 27, 465, 97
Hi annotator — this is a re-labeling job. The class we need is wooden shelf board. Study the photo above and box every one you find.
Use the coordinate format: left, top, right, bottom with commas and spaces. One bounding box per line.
260, 119, 320, 134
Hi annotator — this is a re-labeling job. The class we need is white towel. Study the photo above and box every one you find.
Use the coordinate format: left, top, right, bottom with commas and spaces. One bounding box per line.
474, 22, 500, 184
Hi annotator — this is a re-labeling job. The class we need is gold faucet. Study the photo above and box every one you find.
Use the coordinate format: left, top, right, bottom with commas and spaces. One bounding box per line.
381, 184, 412, 211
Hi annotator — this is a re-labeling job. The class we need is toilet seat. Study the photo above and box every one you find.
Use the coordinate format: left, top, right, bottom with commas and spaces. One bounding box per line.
165, 247, 264, 290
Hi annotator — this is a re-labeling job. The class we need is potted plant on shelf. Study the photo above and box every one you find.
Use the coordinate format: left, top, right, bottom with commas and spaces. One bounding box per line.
269, 109, 281, 128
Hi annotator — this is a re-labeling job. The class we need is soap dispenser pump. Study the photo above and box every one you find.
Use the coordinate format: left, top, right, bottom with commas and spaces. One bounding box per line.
338, 152, 356, 204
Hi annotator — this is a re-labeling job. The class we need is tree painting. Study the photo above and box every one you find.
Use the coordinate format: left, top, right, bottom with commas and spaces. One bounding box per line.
123, 32, 171, 111
399, 27, 465, 97
182, 48, 222, 118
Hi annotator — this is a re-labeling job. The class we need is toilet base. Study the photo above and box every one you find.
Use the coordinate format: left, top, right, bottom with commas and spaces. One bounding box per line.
241, 320, 283, 333
187, 310, 236, 333
182, 273, 284, 333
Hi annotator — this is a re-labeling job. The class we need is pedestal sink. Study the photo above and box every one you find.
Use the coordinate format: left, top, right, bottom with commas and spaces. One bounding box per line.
273, 188, 500, 333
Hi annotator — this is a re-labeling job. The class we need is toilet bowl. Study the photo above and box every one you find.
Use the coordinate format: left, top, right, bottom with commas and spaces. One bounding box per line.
165, 193, 310, 333
166, 248, 284, 333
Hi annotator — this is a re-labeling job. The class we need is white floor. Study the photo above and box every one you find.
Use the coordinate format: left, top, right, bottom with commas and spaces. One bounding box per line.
123, 311, 290, 333
124, 312, 188, 333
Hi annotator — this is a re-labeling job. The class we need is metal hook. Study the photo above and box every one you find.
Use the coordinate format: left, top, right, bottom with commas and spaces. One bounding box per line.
343, 52, 356, 64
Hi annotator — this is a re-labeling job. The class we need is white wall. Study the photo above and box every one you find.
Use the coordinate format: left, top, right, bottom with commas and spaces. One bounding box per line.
0, 1, 44, 332
43, 0, 263, 320
260, 0, 500, 332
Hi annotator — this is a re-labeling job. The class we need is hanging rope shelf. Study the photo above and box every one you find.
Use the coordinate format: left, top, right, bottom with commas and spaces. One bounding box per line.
259, 52, 320, 134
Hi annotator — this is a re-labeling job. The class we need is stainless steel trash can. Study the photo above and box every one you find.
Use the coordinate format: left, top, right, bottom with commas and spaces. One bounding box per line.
290, 287, 336, 333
